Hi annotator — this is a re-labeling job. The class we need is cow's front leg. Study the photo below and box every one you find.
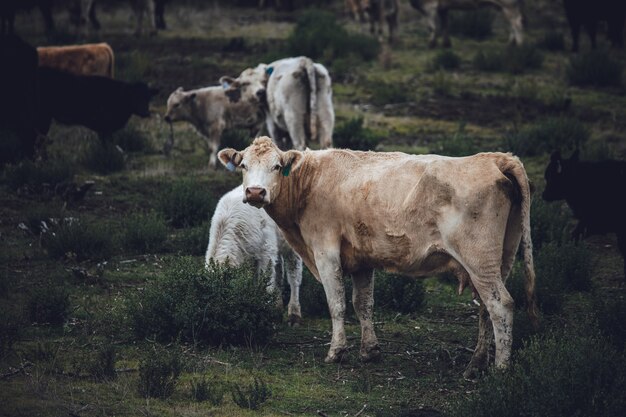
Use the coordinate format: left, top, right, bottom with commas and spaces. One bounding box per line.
352, 268, 380, 362
315, 249, 347, 363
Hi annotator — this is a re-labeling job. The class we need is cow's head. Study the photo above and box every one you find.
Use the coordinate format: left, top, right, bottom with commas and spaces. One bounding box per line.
219, 64, 269, 105
217, 136, 304, 208
164, 87, 196, 123
543, 150, 579, 201
130, 82, 159, 118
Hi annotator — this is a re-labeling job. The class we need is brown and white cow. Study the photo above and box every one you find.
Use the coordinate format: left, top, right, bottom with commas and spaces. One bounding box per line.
164, 86, 264, 168
37, 43, 114, 78
409, 0, 524, 47
219, 57, 334, 152
218, 137, 538, 377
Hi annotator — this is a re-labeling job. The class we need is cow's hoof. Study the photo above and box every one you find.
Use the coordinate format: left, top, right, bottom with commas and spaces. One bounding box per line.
287, 314, 301, 327
463, 358, 488, 380
324, 348, 348, 364
360, 345, 382, 363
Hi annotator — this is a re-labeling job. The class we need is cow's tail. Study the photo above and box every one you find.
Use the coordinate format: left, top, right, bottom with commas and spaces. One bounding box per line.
500, 155, 539, 328
303, 57, 317, 142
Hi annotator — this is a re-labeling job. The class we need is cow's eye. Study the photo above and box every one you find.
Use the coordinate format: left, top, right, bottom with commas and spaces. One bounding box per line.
273, 164, 281, 171
174, 103, 179, 108
240, 163, 247, 170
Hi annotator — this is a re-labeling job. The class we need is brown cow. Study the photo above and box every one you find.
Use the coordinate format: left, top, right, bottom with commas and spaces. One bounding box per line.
346, 0, 399, 43
37, 43, 114, 78
218, 137, 538, 377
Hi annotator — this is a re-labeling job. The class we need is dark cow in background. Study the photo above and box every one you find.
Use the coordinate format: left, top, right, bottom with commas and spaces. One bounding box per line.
0, 34, 40, 161
563, 0, 626, 52
37, 66, 158, 138
543, 150, 626, 280
409, 0, 524, 47
0, 0, 55, 35
78, 0, 168, 37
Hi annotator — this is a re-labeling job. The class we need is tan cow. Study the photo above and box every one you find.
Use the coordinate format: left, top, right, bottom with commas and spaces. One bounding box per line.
37, 43, 114, 78
409, 0, 524, 47
218, 137, 538, 377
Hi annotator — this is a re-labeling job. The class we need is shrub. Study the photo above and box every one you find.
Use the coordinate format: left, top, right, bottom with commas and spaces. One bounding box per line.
537, 30, 566, 51
530, 198, 572, 249
220, 129, 253, 151
3, 159, 75, 193
473, 45, 543, 74
158, 178, 214, 228
84, 340, 116, 381
190, 376, 225, 405
431, 50, 461, 71
28, 283, 70, 326
83, 141, 125, 174
42, 219, 114, 261
286, 10, 379, 63
449, 9, 494, 40
111, 125, 151, 153
122, 211, 168, 253
451, 329, 626, 417
368, 81, 414, 106
231, 377, 271, 410
374, 271, 425, 314
333, 117, 381, 151
504, 117, 589, 157
175, 222, 211, 256
117, 51, 151, 83
137, 345, 182, 399
432, 70, 453, 96
127, 258, 281, 346
593, 293, 626, 350
430, 123, 480, 157
567, 50, 622, 87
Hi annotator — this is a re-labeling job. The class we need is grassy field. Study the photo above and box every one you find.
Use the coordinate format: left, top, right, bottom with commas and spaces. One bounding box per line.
2, 1, 626, 416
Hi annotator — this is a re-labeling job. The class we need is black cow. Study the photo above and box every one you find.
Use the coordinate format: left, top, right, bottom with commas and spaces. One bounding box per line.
543, 150, 626, 279
0, 34, 40, 162
563, 0, 626, 52
37, 66, 158, 138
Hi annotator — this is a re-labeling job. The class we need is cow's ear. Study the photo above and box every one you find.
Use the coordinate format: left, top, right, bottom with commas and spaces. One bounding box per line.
281, 150, 304, 176
218, 148, 242, 172
176, 86, 183, 93
569, 149, 580, 162
219, 76, 236, 90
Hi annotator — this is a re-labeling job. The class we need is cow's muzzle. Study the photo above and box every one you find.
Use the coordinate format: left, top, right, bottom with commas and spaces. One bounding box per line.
164, 114, 172, 123
256, 89, 267, 104
244, 186, 267, 207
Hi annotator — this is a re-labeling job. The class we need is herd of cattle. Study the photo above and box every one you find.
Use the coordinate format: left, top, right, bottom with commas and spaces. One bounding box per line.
1, 1, 626, 378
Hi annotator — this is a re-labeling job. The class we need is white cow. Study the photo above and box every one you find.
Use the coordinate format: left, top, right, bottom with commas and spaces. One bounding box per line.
206, 185, 303, 325
219, 56, 334, 151
409, 0, 524, 47
218, 137, 538, 378
164, 86, 264, 169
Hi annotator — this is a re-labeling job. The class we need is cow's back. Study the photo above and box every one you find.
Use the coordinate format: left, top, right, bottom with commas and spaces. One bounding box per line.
37, 43, 114, 78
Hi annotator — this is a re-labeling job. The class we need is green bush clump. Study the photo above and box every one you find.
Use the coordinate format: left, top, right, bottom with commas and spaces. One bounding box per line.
537, 30, 565, 51
111, 125, 151, 153
158, 178, 214, 228
137, 345, 182, 399
431, 50, 461, 71
368, 81, 414, 106
231, 377, 271, 410
286, 10, 379, 63
127, 258, 281, 346
83, 141, 125, 174
374, 271, 424, 314
220, 129, 253, 151
449, 9, 494, 40
190, 376, 226, 405
473, 45, 543, 74
504, 116, 589, 157
530, 198, 572, 249
431, 123, 480, 157
42, 219, 114, 261
451, 329, 626, 417
3, 159, 75, 192
122, 211, 168, 253
567, 50, 622, 87
28, 283, 70, 326
175, 222, 211, 256
333, 117, 381, 151
72, 340, 117, 381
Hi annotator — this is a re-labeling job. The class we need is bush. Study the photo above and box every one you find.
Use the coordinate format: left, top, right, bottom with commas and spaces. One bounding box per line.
158, 178, 214, 228
594, 293, 626, 350
137, 345, 182, 399
220, 129, 253, 150
190, 376, 226, 405
333, 117, 381, 151
567, 50, 622, 87
286, 10, 379, 63
374, 271, 425, 314
127, 258, 281, 346
473, 45, 543, 74
368, 81, 414, 106
28, 283, 70, 326
431, 50, 461, 71
449, 9, 494, 40
83, 340, 116, 381
117, 51, 151, 83
231, 377, 271, 410
122, 211, 168, 253
451, 329, 626, 417
504, 117, 590, 157
83, 141, 125, 175
3, 159, 75, 193
111, 126, 151, 153
530, 198, 572, 249
175, 222, 211, 256
537, 30, 566, 51
430, 123, 480, 157
42, 219, 114, 261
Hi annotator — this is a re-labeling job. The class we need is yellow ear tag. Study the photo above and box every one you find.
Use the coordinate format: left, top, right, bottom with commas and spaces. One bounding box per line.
282, 163, 291, 177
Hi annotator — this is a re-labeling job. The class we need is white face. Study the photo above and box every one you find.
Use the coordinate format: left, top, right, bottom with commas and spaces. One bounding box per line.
226, 64, 268, 105
164, 88, 191, 122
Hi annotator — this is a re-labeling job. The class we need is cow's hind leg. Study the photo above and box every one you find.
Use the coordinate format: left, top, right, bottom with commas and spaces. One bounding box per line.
352, 268, 380, 362
502, 6, 524, 45
283, 252, 303, 326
